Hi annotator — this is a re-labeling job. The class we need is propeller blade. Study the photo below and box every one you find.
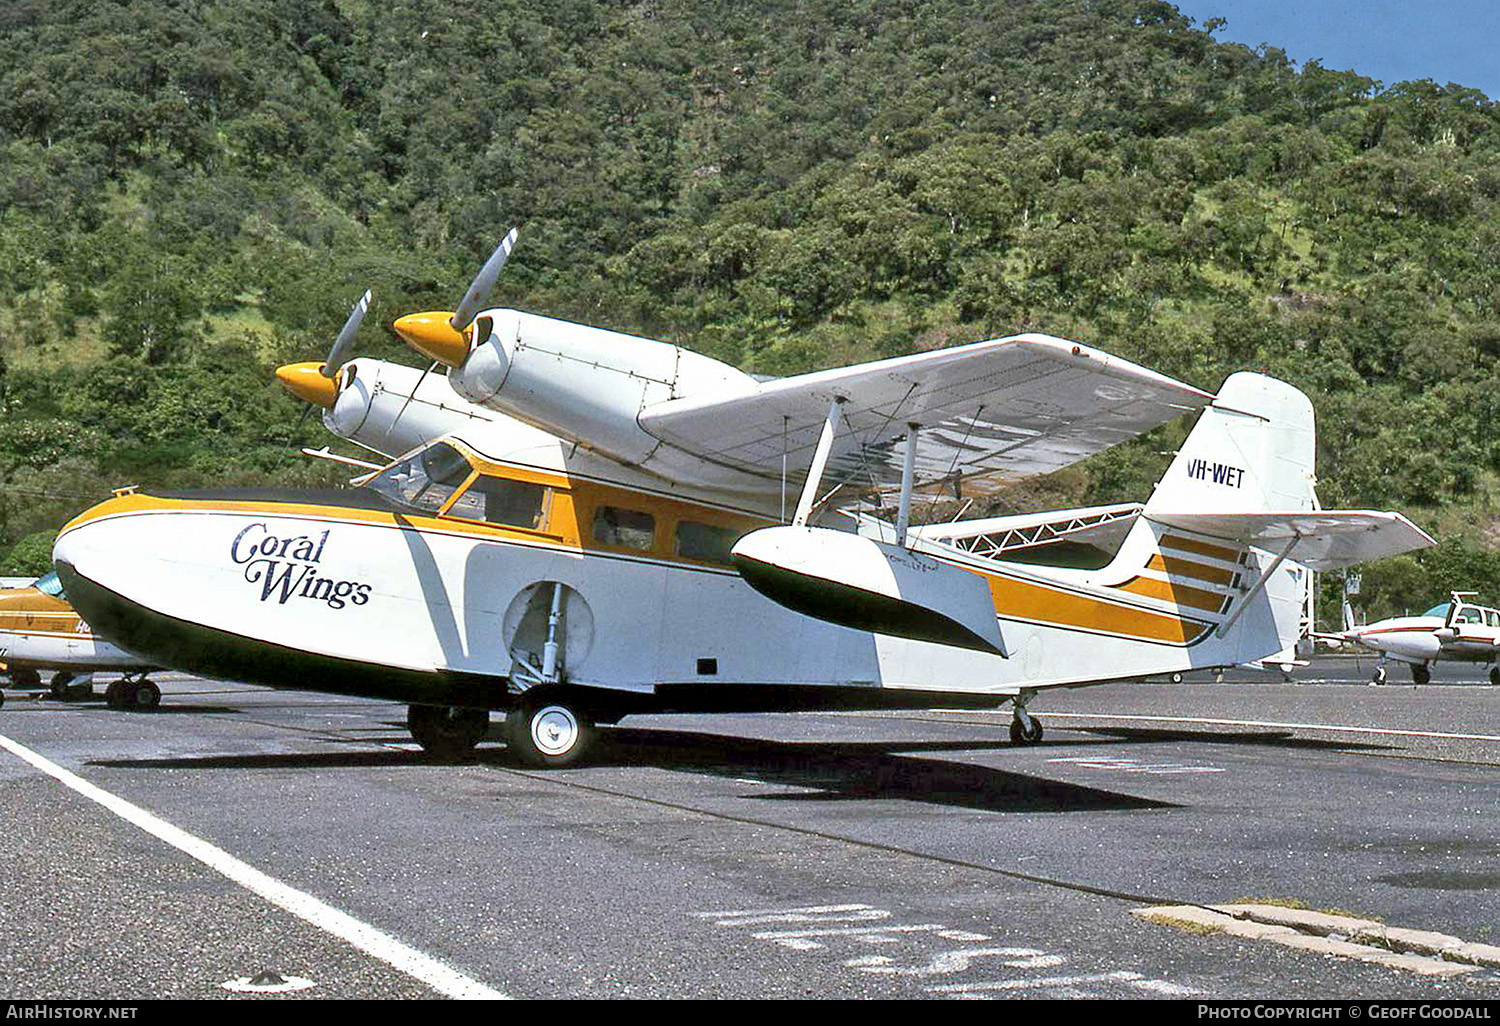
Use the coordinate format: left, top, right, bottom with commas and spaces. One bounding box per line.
323, 289, 372, 378
450, 228, 518, 332
390, 360, 440, 433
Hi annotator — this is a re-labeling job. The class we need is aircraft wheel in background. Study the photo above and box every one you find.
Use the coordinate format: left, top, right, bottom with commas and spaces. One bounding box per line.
130, 680, 161, 711
105, 679, 126, 709
49, 672, 73, 699
8, 668, 41, 689
407, 704, 488, 760
1490, 667, 1499, 688
1412, 664, 1430, 686
506, 693, 593, 768
1009, 716, 1044, 745
1370, 666, 1387, 686
0, 689, 5, 709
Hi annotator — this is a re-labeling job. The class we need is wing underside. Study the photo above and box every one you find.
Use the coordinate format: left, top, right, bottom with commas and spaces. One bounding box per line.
639, 333, 1212, 502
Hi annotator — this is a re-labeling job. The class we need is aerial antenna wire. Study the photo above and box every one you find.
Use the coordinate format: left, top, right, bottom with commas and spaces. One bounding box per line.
920, 403, 984, 528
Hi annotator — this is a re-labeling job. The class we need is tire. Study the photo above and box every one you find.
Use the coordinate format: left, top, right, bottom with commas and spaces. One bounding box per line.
1489, 667, 1499, 688
1412, 664, 1430, 687
49, 672, 74, 699
105, 679, 126, 710
131, 680, 160, 711
1009, 716, 1044, 746
506, 693, 593, 768
407, 704, 488, 760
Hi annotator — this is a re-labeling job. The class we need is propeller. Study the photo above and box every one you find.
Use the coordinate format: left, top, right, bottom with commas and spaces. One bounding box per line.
276, 288, 371, 418
390, 227, 520, 432
450, 228, 518, 333
324, 288, 372, 379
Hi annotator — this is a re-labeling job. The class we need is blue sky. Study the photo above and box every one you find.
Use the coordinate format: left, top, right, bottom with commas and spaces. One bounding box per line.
1169, 1, 1498, 99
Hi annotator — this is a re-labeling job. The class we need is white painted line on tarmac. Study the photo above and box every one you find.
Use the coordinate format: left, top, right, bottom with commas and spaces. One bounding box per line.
0, 731, 506, 1000
1032, 712, 1500, 744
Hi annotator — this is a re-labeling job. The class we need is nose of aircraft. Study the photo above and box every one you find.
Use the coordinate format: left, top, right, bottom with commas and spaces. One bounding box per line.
394, 312, 469, 367
275, 361, 339, 408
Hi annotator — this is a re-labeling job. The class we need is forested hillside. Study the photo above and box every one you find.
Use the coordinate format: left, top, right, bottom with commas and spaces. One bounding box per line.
2, 0, 1498, 618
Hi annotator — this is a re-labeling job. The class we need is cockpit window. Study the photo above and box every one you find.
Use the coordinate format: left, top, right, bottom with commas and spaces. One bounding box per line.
1422, 603, 1452, 619
364, 442, 474, 513
34, 570, 65, 599
445, 475, 548, 529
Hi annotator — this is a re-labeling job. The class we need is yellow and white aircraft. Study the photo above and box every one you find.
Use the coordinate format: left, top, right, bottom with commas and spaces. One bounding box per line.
1332, 591, 1500, 686
0, 569, 157, 708
50, 232, 1434, 764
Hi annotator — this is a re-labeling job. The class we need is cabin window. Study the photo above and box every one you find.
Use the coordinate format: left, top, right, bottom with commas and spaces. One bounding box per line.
365, 441, 473, 513
1456, 606, 1483, 625
446, 476, 548, 529
592, 506, 655, 551
674, 521, 743, 565
1486, 611, 1499, 628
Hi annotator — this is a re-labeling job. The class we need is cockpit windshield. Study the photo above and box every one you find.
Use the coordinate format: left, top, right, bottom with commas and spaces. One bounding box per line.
1422, 602, 1452, 619
34, 570, 65, 599
363, 441, 474, 513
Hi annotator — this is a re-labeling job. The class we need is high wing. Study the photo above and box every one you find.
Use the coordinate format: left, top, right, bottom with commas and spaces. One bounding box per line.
638, 333, 1213, 502
1145, 511, 1435, 570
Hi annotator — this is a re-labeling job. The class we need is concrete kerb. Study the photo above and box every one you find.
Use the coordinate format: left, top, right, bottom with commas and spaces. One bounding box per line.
1133, 904, 1491, 978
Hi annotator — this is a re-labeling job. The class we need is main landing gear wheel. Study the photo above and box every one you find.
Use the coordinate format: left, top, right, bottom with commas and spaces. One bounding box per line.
49, 672, 74, 699
506, 693, 594, 768
407, 704, 489, 760
105, 677, 161, 711
1009, 715, 1044, 745
1489, 667, 1499, 688
1370, 666, 1387, 687
1412, 664, 1431, 686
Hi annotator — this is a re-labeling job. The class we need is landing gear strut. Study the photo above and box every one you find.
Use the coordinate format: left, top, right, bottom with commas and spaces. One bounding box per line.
1009, 690, 1044, 745
407, 704, 489, 760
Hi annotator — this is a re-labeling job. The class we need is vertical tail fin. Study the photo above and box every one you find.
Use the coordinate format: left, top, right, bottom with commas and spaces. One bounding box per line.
1145, 372, 1317, 515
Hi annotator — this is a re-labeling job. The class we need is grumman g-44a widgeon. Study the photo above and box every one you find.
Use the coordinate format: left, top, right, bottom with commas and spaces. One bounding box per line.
52, 232, 1434, 765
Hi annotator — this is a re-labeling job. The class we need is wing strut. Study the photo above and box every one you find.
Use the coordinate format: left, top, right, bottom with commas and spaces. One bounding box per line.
792, 397, 845, 527
1215, 534, 1300, 639
894, 423, 919, 546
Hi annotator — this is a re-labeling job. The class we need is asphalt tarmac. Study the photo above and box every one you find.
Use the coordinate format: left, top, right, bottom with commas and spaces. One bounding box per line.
1, 654, 1497, 1000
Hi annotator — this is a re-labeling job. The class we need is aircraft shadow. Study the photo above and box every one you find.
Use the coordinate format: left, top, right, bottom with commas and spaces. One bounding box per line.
588, 727, 1175, 813
1073, 726, 1394, 753
91, 726, 1174, 814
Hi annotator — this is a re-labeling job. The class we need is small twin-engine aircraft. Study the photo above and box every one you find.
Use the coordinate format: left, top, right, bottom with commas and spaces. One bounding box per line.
51, 231, 1434, 765
1331, 591, 1500, 686
0, 569, 157, 708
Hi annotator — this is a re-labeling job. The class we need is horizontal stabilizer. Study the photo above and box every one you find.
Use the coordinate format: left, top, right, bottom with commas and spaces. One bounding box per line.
1146, 511, 1434, 571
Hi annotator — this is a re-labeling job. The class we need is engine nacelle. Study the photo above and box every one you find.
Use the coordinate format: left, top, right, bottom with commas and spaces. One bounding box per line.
451, 309, 757, 469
